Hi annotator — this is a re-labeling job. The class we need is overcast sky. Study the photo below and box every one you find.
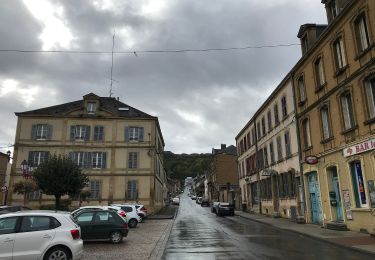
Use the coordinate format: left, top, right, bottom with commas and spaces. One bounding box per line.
0, 0, 327, 154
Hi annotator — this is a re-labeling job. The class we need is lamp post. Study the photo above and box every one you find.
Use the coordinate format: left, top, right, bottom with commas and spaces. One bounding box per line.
20, 160, 35, 205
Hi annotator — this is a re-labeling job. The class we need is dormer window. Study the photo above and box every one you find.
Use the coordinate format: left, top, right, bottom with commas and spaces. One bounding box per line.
87, 102, 96, 114
330, 0, 338, 19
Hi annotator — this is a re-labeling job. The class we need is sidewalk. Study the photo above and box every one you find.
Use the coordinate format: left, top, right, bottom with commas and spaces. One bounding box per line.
235, 210, 375, 255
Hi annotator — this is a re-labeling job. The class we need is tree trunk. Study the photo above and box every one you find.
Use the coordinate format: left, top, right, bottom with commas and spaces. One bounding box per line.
55, 195, 61, 210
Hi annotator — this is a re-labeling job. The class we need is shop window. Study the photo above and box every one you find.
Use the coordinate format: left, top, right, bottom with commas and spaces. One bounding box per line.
350, 161, 367, 208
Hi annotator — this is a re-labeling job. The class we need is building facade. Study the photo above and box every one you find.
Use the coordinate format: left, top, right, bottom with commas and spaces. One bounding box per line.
295, 0, 375, 232
9, 93, 167, 213
236, 78, 303, 219
208, 144, 239, 206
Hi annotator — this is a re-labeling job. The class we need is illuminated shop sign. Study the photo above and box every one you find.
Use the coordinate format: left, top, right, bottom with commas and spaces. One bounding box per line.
343, 138, 375, 157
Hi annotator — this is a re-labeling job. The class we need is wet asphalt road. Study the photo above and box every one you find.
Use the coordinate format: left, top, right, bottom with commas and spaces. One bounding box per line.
162, 193, 373, 260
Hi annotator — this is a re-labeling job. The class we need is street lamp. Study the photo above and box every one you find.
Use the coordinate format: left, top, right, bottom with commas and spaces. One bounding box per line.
21, 160, 34, 179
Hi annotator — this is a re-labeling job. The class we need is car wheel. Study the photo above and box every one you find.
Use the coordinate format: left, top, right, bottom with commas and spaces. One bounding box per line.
44, 246, 70, 260
128, 218, 138, 228
109, 231, 123, 244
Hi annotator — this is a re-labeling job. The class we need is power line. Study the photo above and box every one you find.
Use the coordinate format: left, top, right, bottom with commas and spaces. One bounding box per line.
0, 43, 301, 55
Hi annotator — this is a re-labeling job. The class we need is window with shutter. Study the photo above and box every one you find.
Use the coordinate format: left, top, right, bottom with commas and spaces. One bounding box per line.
89, 181, 101, 199
281, 96, 287, 118
274, 104, 280, 125
29, 151, 49, 166
91, 152, 106, 169
298, 76, 306, 103
126, 127, 144, 142
94, 126, 104, 141
284, 131, 291, 158
128, 152, 138, 169
269, 141, 275, 164
276, 136, 282, 162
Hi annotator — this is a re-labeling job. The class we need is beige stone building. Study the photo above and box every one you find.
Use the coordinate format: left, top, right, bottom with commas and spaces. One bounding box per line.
9, 93, 167, 213
236, 77, 303, 219
294, 0, 375, 232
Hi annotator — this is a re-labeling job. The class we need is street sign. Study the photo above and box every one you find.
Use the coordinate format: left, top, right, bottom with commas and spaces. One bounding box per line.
1, 186, 8, 192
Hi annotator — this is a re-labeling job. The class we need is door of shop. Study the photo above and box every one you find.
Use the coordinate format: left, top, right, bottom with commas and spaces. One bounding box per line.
307, 172, 322, 224
332, 176, 343, 221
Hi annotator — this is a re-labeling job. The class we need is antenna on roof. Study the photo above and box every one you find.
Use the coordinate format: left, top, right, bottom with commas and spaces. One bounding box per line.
109, 30, 116, 97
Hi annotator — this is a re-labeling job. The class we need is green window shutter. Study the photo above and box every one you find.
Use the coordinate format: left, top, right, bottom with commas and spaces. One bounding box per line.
85, 126, 91, 141
102, 152, 107, 169
84, 152, 92, 169
139, 128, 144, 141
31, 125, 37, 140
70, 126, 75, 141
125, 127, 129, 142
28, 151, 34, 165
47, 125, 53, 140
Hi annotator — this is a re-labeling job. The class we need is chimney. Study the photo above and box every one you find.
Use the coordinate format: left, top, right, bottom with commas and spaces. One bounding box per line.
221, 144, 226, 151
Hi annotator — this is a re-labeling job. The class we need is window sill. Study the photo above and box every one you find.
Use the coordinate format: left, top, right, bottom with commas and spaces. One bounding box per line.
36, 138, 47, 141
303, 146, 312, 152
315, 83, 326, 93
277, 159, 283, 163
282, 114, 289, 121
274, 122, 280, 128
364, 117, 375, 126
334, 65, 349, 77
341, 125, 358, 135
355, 43, 374, 60
350, 208, 371, 212
321, 136, 334, 144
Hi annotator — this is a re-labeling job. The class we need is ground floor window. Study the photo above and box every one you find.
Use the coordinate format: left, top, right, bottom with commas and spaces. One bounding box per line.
89, 180, 101, 199
251, 182, 259, 206
350, 161, 367, 208
127, 180, 138, 200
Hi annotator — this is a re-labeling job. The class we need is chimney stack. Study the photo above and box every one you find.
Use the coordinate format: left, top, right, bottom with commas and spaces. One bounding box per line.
221, 144, 226, 151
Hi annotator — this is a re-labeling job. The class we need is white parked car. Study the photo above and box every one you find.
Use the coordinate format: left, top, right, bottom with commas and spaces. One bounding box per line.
134, 204, 148, 219
71, 205, 127, 219
111, 204, 142, 228
0, 210, 83, 260
172, 197, 180, 205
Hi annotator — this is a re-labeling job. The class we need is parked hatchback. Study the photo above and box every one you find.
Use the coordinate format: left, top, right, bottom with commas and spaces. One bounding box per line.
73, 209, 128, 244
0, 210, 83, 260
111, 204, 142, 227
215, 202, 235, 216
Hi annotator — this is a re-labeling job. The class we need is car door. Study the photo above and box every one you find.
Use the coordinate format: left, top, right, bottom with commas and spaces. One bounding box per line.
12, 216, 56, 260
75, 212, 95, 240
0, 216, 18, 260
91, 212, 114, 239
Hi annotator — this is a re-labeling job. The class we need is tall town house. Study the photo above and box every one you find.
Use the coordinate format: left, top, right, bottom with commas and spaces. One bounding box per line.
295, 0, 375, 233
236, 77, 303, 219
9, 93, 167, 213
236, 0, 375, 233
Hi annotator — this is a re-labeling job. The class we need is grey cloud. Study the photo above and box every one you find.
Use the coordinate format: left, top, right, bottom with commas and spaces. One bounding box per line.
0, 0, 326, 153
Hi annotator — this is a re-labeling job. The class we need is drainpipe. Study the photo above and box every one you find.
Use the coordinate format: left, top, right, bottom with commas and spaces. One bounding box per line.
291, 72, 306, 221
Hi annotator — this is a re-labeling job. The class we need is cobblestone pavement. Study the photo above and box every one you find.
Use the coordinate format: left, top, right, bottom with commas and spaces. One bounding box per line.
82, 219, 172, 260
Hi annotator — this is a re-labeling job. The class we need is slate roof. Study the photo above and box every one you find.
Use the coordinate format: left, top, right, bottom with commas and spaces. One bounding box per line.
15, 95, 155, 119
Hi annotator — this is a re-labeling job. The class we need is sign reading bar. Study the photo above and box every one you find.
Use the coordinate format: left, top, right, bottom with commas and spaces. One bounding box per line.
343, 138, 375, 157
